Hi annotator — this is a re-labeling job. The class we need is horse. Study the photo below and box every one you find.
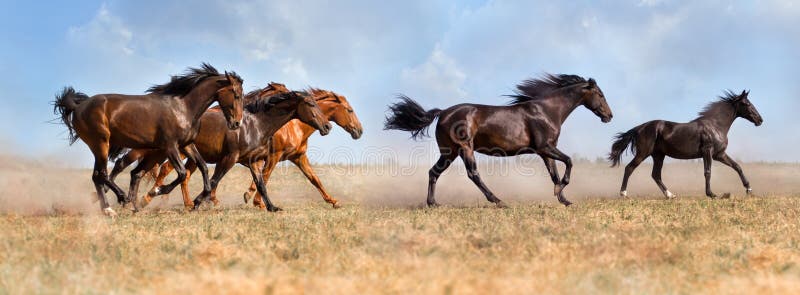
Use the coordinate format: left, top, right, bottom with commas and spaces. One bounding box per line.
130, 89, 333, 212
107, 82, 291, 187
240, 87, 363, 209
608, 90, 763, 199
384, 74, 613, 207
53, 63, 244, 216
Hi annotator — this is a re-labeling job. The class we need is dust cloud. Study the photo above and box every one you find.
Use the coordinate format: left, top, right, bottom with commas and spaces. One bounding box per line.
1, 151, 798, 215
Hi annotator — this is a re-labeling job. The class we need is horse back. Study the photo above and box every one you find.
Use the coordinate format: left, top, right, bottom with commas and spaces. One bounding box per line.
435, 104, 537, 156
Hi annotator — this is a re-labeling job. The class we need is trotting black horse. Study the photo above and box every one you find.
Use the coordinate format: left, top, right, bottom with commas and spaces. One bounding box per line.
608, 90, 763, 199
385, 74, 613, 207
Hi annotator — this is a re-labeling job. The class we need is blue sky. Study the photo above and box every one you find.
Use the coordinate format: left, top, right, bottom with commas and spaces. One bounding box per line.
1, 0, 799, 165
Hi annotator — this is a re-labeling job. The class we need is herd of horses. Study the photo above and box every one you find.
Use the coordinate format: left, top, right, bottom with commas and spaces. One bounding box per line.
54, 65, 762, 216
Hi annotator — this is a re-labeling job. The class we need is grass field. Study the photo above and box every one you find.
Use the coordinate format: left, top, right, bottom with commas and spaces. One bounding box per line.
1, 160, 799, 294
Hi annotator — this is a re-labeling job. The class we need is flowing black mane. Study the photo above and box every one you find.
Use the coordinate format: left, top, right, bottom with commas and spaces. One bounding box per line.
696, 90, 743, 119
507, 74, 589, 105
245, 91, 309, 113
147, 63, 240, 97
307, 87, 340, 102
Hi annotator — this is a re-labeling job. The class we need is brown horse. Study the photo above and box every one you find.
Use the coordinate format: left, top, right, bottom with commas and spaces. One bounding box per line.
120, 88, 332, 212
608, 90, 763, 199
53, 63, 244, 216
240, 88, 362, 209
148, 87, 362, 209
107, 82, 291, 186
385, 74, 613, 207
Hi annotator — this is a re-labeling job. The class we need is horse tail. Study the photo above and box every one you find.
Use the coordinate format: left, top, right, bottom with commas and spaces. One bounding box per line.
384, 95, 442, 140
53, 87, 89, 145
608, 127, 639, 167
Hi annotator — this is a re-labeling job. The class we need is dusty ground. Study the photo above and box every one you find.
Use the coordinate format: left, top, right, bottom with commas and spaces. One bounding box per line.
0, 157, 799, 294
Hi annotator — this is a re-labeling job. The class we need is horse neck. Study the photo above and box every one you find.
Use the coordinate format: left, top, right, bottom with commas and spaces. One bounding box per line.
181, 79, 222, 124
533, 90, 584, 126
696, 104, 737, 134
252, 107, 298, 138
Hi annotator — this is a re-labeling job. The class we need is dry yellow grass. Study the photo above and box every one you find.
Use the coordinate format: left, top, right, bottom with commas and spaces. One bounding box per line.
2, 196, 800, 294
1, 161, 799, 294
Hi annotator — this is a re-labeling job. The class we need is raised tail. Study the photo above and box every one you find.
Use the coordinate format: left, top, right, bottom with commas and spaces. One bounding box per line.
384, 95, 442, 140
52, 87, 89, 145
608, 128, 639, 167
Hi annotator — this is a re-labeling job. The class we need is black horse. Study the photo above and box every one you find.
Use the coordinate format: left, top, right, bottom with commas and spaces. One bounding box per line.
608, 90, 763, 199
385, 74, 613, 207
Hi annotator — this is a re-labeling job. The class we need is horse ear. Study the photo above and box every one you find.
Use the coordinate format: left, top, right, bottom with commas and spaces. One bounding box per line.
586, 78, 596, 88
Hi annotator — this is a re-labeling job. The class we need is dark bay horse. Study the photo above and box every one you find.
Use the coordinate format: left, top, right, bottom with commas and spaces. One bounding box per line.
53, 64, 244, 216
242, 88, 363, 209
608, 90, 763, 199
385, 74, 613, 207
107, 82, 292, 187
132, 89, 332, 212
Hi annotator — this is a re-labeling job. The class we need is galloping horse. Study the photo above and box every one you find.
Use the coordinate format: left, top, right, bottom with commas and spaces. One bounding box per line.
608, 90, 763, 199
385, 74, 613, 207
128, 89, 332, 212
241, 88, 363, 209
53, 63, 244, 216
107, 82, 291, 188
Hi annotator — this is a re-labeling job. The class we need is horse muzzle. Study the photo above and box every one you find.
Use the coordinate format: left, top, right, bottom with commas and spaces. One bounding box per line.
601, 114, 613, 123
349, 128, 363, 139
319, 123, 332, 136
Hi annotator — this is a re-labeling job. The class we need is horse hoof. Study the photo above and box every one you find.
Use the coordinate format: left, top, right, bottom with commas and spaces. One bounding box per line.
560, 200, 573, 207
495, 201, 508, 208
103, 207, 117, 217
331, 202, 341, 209
267, 206, 283, 212
426, 202, 440, 208
720, 193, 731, 199
746, 188, 753, 196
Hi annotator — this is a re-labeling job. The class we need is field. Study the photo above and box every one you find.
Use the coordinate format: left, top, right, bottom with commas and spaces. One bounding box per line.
1, 158, 799, 294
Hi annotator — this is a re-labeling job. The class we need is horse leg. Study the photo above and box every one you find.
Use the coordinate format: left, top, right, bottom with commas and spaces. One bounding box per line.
620, 154, 647, 198
541, 157, 569, 205
714, 152, 751, 196
249, 160, 282, 212
150, 146, 186, 197
244, 181, 258, 205
291, 154, 339, 208
537, 146, 573, 206
252, 156, 279, 209
651, 153, 675, 199
427, 153, 456, 207
142, 159, 170, 207
87, 141, 123, 216
460, 149, 505, 207
182, 144, 210, 203
179, 160, 197, 209
126, 155, 161, 212
107, 150, 140, 199
702, 149, 718, 199
192, 154, 236, 210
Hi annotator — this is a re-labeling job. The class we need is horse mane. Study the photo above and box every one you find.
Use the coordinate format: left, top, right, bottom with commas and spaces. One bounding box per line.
245, 90, 309, 113
696, 90, 742, 119
307, 87, 341, 102
147, 63, 241, 97
507, 74, 589, 105
245, 82, 289, 100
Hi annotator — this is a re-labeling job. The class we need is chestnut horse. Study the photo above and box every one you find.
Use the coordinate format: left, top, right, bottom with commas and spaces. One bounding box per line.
239, 88, 363, 209
148, 87, 361, 209
53, 63, 244, 216
608, 90, 763, 199
120, 88, 332, 212
385, 74, 613, 207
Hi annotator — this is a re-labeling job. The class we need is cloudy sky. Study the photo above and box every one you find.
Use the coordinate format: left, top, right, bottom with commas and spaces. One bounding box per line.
1, 0, 799, 165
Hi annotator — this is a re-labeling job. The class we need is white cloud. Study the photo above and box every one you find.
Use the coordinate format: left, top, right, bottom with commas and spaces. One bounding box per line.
67, 4, 134, 56
401, 44, 467, 101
